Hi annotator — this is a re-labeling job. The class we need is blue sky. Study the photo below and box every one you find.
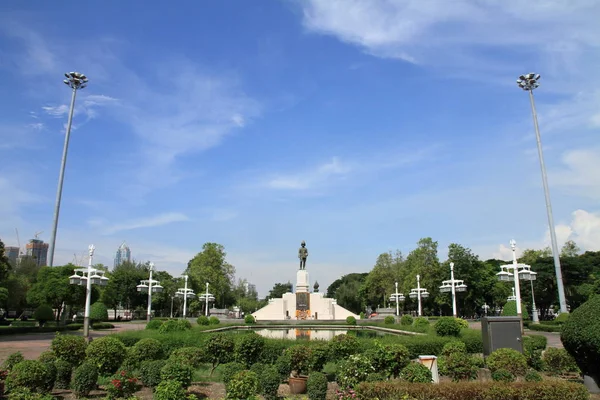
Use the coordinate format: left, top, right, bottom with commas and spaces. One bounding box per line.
1, 0, 599, 296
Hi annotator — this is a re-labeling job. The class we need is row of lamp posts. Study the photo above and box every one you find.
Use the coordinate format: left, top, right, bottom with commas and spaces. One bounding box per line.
68, 244, 217, 340
388, 239, 539, 323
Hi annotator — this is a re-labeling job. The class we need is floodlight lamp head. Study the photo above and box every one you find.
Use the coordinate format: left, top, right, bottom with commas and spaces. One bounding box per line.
510, 239, 516, 249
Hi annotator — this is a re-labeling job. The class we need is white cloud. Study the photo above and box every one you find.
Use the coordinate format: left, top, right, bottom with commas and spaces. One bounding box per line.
266, 157, 351, 190
551, 148, 600, 200
88, 212, 190, 235
488, 208, 600, 259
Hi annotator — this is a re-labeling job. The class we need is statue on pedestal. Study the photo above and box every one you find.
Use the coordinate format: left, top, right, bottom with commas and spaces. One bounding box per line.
298, 241, 308, 270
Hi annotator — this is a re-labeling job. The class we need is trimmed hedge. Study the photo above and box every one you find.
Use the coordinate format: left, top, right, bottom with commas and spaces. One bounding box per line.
528, 324, 562, 333
0, 324, 80, 336
355, 381, 589, 400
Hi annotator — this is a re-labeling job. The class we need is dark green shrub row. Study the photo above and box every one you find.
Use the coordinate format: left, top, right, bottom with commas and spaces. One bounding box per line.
528, 324, 563, 333
92, 322, 115, 330
355, 381, 589, 400
0, 324, 80, 336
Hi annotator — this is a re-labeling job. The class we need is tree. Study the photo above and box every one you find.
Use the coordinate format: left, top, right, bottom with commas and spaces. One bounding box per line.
187, 243, 236, 308
361, 252, 397, 309
0, 239, 12, 282
268, 282, 293, 299
400, 238, 443, 315
326, 273, 368, 298
561, 240, 580, 258
101, 261, 146, 317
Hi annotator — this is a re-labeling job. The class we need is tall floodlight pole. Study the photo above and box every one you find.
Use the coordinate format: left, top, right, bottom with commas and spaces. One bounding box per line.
517, 73, 568, 314
48, 72, 88, 267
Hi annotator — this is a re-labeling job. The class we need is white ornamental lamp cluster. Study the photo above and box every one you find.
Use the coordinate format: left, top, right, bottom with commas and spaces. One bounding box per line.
388, 281, 405, 316
175, 275, 196, 319
136, 262, 164, 323
409, 274, 429, 317
198, 282, 216, 316
68, 244, 109, 338
439, 262, 468, 317
497, 247, 539, 324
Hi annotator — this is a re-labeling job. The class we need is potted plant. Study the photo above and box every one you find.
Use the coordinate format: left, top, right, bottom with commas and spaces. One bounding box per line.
286, 345, 312, 394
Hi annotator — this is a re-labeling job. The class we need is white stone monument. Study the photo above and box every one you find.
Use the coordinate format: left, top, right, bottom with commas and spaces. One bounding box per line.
252, 241, 359, 321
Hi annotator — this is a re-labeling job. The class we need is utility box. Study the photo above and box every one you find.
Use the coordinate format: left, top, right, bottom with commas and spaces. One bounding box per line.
481, 316, 523, 356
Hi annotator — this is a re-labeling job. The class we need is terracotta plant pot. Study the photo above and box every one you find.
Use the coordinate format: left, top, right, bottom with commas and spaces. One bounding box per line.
288, 376, 308, 394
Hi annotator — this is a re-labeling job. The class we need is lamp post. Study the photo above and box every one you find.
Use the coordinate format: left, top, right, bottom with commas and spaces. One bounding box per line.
439, 262, 468, 317
136, 263, 164, 323
175, 275, 195, 319
388, 281, 405, 316
48, 72, 88, 267
517, 73, 567, 314
497, 240, 532, 333
198, 282, 216, 316
482, 303, 490, 316
518, 264, 539, 323
68, 244, 109, 338
409, 275, 430, 316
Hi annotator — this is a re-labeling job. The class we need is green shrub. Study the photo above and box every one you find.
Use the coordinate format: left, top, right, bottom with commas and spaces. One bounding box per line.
37, 351, 57, 386
491, 368, 515, 382
366, 372, 387, 382
471, 354, 485, 368
158, 318, 192, 334
146, 319, 163, 330
307, 371, 328, 400
286, 344, 313, 375
413, 317, 430, 331
85, 336, 126, 375
129, 338, 164, 366
444, 352, 478, 382
529, 324, 562, 333
275, 354, 292, 381
355, 380, 589, 400
554, 313, 569, 325
434, 317, 462, 337
400, 315, 413, 326
502, 300, 529, 320
329, 334, 359, 360
105, 369, 141, 399
71, 361, 98, 398
346, 316, 357, 325
359, 312, 365, 319
161, 361, 193, 388
244, 314, 255, 324
235, 332, 266, 367
89, 301, 108, 322
2, 352, 24, 371
456, 318, 469, 329
226, 370, 259, 400
169, 346, 204, 368
542, 347, 579, 375
33, 304, 54, 327
51, 333, 87, 367
197, 316, 209, 326
400, 362, 432, 383
154, 379, 187, 400
371, 342, 410, 378
384, 316, 395, 325
259, 366, 281, 400
523, 335, 547, 351
459, 330, 484, 354
4, 387, 55, 399
525, 369, 543, 382
5, 360, 53, 394
221, 362, 246, 385
309, 341, 330, 372
336, 354, 375, 389
66, 323, 83, 330
441, 341, 466, 357
486, 348, 528, 377
209, 316, 220, 325
54, 359, 72, 389
92, 322, 114, 329
139, 359, 166, 388
206, 333, 235, 375
560, 295, 600, 383
259, 340, 287, 364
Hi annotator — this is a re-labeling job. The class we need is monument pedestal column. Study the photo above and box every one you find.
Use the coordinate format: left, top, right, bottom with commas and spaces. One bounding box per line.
296, 269, 310, 319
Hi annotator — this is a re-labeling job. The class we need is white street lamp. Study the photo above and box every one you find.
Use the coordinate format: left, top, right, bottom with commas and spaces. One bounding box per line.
409, 274, 429, 317
439, 262, 468, 317
388, 281, 405, 316
496, 240, 524, 332
68, 244, 108, 338
48, 72, 88, 267
198, 282, 216, 316
137, 262, 164, 323
517, 73, 567, 314
175, 275, 195, 319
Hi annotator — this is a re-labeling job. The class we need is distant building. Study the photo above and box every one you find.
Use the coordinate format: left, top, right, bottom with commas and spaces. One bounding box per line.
114, 242, 131, 267
26, 239, 49, 267
244, 282, 257, 295
5, 246, 20, 266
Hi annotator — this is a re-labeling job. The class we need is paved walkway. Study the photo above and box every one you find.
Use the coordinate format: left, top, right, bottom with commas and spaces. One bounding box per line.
0, 323, 145, 364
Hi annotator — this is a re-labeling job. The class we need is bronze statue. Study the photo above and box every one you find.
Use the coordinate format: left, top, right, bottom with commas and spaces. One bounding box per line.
298, 240, 308, 270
